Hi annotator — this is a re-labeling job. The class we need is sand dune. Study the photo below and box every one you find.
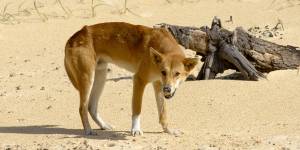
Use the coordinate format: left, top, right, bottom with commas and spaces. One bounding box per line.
0, 0, 300, 149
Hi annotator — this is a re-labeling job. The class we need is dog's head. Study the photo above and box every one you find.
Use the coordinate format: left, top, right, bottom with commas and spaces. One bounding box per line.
150, 47, 198, 99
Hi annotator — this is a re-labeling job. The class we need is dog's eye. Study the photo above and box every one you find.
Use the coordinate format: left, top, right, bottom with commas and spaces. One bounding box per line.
161, 71, 167, 76
175, 72, 180, 77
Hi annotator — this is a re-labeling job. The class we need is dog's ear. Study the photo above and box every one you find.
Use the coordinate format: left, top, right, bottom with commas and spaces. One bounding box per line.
149, 47, 163, 64
183, 57, 198, 72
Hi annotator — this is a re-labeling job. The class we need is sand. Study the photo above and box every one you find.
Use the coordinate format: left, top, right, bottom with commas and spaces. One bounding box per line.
0, 0, 300, 149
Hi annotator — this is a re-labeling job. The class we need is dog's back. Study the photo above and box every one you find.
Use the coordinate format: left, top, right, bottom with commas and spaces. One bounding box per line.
65, 22, 182, 76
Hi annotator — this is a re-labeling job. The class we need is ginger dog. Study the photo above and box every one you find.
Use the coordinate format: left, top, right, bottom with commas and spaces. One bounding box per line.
64, 22, 198, 136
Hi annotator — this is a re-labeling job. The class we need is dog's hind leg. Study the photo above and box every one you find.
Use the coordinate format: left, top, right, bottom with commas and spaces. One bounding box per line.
77, 67, 96, 135
66, 47, 97, 135
88, 61, 113, 130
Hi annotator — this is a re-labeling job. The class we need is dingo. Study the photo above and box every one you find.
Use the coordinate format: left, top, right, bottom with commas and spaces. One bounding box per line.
64, 22, 198, 136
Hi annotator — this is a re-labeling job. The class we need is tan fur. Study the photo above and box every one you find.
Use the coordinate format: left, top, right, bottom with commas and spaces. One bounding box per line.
64, 22, 198, 136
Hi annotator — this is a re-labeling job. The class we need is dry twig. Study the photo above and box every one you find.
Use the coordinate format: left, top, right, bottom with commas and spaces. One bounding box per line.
0, 2, 20, 24
119, 0, 142, 17
273, 19, 284, 31
57, 0, 72, 18
33, 0, 48, 22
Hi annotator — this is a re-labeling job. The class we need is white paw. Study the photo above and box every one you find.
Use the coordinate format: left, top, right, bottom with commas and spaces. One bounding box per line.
101, 123, 114, 130
163, 128, 183, 137
131, 128, 143, 136
131, 115, 142, 136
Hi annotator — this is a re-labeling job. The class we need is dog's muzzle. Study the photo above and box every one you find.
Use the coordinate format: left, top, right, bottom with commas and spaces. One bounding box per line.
163, 86, 176, 99
164, 92, 175, 99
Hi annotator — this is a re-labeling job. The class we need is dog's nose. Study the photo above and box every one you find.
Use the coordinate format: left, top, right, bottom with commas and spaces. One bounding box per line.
163, 86, 171, 93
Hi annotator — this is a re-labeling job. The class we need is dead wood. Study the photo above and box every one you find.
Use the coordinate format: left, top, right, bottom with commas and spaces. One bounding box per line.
154, 17, 300, 80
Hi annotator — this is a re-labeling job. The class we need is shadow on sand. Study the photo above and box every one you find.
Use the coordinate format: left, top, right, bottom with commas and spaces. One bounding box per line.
106, 76, 132, 82
0, 125, 128, 140
0, 125, 163, 140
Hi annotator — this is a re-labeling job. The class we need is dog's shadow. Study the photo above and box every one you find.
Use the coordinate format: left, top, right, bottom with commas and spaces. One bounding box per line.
106, 76, 132, 82
0, 125, 130, 140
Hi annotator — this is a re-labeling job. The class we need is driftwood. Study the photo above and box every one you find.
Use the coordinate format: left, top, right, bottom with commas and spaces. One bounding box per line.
154, 17, 300, 80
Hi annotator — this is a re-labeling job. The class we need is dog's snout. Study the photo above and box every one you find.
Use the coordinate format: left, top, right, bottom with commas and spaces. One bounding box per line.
163, 86, 171, 93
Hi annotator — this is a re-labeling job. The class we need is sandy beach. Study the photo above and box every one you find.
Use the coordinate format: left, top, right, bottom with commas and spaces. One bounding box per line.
0, 0, 300, 149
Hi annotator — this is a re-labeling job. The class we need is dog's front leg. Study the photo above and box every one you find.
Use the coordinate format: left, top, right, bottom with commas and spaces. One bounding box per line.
153, 81, 183, 136
152, 81, 168, 131
131, 75, 146, 136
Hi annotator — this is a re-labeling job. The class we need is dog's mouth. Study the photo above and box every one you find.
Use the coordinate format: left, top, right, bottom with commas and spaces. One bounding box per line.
164, 90, 176, 99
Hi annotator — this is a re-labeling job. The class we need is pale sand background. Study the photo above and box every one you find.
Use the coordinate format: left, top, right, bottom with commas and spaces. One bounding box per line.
0, 0, 300, 149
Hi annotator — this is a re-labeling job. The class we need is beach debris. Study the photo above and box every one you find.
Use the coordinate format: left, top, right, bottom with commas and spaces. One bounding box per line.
225, 16, 233, 23
46, 105, 52, 110
16, 85, 21, 90
248, 20, 284, 39
9, 73, 16, 77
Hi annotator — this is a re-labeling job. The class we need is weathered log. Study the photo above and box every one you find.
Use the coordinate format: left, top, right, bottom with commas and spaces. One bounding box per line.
154, 20, 265, 80
231, 28, 300, 72
198, 17, 265, 80
154, 19, 300, 80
